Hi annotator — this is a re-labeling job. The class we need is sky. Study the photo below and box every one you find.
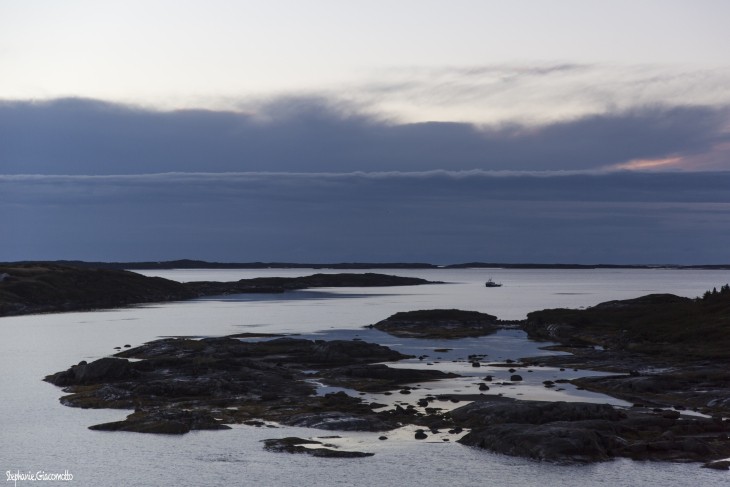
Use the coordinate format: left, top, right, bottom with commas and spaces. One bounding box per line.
2, 1, 730, 264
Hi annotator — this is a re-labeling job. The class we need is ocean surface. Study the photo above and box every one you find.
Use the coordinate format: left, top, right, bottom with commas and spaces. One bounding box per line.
2, 268, 729, 486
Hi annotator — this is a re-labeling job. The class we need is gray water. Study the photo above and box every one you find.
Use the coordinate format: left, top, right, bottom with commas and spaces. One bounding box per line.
2, 268, 729, 486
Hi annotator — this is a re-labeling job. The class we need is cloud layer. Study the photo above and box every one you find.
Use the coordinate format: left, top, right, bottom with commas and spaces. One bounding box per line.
349, 64, 730, 124
2, 94, 729, 263
2, 97, 729, 174
3, 171, 730, 263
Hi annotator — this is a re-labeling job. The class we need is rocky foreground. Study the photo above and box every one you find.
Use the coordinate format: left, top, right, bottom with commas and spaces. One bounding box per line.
0, 263, 437, 317
40, 284, 730, 468
44, 336, 456, 435
45, 325, 730, 466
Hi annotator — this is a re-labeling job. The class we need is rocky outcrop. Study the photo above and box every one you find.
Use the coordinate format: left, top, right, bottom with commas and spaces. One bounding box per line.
369, 309, 500, 338
570, 367, 730, 415
519, 289, 730, 422
88, 409, 231, 434
523, 292, 730, 360
44, 336, 447, 435
45, 357, 133, 386
453, 397, 730, 464
461, 422, 623, 464
0, 263, 194, 317
450, 399, 624, 428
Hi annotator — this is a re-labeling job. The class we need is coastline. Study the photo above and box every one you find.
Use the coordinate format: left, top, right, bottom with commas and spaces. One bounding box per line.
0, 264, 438, 318
4, 264, 729, 468
42, 296, 730, 467
6, 258, 730, 270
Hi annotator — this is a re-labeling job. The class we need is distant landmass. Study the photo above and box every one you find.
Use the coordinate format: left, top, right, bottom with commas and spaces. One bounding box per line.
0, 263, 438, 317
5, 259, 730, 270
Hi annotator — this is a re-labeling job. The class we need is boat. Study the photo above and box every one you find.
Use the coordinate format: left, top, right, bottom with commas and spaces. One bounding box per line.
485, 278, 502, 287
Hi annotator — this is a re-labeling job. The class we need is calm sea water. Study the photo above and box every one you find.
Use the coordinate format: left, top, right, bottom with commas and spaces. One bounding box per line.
1, 268, 729, 486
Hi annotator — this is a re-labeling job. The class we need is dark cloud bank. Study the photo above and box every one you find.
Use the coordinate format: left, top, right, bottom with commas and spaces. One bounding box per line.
2, 98, 729, 264
1, 97, 729, 173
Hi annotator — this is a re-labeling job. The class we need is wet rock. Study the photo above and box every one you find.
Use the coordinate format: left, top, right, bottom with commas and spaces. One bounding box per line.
320, 364, 458, 392
703, 460, 730, 470
312, 339, 406, 364
414, 429, 428, 440
661, 410, 681, 420
459, 421, 622, 464
288, 411, 391, 431
450, 399, 624, 428
89, 408, 231, 434
262, 437, 374, 458
452, 397, 730, 464
45, 357, 133, 386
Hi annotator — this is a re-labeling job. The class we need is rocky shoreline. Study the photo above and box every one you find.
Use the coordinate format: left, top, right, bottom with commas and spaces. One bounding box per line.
44, 296, 730, 468
44, 335, 458, 457
26, 269, 730, 468
520, 290, 730, 418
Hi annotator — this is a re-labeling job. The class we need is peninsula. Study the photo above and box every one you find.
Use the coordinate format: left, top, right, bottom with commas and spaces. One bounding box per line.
0, 263, 438, 317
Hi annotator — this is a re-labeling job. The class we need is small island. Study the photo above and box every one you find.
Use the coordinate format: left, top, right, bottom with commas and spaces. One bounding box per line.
369, 309, 500, 338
